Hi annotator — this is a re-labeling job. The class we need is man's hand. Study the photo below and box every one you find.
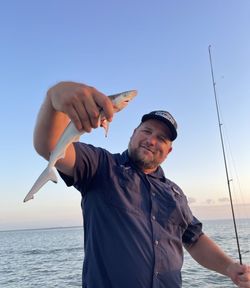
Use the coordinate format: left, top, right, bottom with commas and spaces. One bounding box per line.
227, 262, 250, 287
48, 81, 114, 132
33, 81, 114, 174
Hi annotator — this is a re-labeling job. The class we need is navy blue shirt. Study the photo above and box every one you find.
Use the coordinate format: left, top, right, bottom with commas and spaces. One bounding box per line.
59, 143, 203, 288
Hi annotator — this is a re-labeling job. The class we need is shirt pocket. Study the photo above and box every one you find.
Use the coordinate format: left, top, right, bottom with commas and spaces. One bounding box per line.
157, 190, 191, 234
166, 203, 190, 229
105, 165, 142, 214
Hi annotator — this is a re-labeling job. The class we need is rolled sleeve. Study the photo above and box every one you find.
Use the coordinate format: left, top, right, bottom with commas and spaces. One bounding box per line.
182, 216, 203, 247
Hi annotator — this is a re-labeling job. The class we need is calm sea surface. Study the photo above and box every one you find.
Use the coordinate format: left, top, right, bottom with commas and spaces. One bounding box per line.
0, 219, 249, 287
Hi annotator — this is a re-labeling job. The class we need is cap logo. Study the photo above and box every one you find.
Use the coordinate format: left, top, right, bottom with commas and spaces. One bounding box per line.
154, 111, 176, 128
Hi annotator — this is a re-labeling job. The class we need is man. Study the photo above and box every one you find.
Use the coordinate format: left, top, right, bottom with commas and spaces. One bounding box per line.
34, 81, 250, 287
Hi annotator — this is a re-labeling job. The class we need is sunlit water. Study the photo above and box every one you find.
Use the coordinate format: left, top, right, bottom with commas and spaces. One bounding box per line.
0, 219, 249, 287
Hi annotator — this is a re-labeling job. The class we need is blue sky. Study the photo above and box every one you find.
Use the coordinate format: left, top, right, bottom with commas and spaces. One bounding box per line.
1, 0, 249, 230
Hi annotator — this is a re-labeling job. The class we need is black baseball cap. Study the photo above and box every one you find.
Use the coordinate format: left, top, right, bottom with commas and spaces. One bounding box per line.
141, 110, 178, 141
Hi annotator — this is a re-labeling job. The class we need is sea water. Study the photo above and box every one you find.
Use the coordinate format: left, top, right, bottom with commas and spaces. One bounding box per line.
182, 219, 250, 287
0, 219, 249, 287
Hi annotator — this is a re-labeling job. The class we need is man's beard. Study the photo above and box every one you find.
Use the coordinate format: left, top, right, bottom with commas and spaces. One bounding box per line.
128, 145, 160, 171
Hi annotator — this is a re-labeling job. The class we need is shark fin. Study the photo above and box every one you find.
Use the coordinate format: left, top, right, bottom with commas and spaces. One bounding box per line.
101, 120, 110, 137
23, 166, 58, 202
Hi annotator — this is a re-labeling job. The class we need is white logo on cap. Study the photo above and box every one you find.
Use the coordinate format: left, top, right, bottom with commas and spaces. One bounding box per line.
154, 111, 176, 127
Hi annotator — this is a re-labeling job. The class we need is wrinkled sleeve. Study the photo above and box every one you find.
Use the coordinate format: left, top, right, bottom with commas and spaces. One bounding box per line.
182, 216, 203, 247
58, 142, 104, 195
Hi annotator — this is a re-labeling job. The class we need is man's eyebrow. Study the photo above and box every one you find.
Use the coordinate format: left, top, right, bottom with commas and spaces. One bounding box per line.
141, 124, 171, 139
159, 131, 172, 140
141, 125, 153, 130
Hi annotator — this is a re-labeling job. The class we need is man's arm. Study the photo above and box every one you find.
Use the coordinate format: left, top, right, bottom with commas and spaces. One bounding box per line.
186, 233, 250, 287
33, 81, 114, 176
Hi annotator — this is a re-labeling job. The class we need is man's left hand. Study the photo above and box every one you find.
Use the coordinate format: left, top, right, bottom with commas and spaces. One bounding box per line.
227, 262, 250, 287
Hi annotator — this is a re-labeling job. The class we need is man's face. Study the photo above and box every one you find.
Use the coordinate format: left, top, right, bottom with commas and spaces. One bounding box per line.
128, 119, 173, 173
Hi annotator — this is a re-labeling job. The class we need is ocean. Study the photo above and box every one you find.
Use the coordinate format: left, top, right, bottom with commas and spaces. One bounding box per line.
0, 219, 249, 288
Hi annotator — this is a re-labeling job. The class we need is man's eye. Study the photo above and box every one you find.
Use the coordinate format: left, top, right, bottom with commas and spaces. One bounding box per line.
159, 136, 168, 143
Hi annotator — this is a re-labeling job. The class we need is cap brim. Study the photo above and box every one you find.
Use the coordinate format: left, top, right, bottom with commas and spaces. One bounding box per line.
141, 114, 177, 141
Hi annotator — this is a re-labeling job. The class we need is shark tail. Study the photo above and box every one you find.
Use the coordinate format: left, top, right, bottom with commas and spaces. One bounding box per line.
23, 166, 58, 202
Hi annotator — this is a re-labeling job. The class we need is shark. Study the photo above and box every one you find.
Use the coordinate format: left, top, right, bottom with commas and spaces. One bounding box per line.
24, 90, 137, 202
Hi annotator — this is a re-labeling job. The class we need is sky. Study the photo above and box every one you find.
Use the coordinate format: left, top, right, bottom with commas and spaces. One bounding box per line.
0, 0, 249, 230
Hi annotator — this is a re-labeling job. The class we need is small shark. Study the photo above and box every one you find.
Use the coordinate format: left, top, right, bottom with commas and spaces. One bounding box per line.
24, 90, 137, 202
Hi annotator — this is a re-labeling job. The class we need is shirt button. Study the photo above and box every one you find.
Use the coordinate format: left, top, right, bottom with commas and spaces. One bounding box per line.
151, 215, 156, 221
155, 271, 159, 277
154, 240, 159, 246
152, 192, 156, 197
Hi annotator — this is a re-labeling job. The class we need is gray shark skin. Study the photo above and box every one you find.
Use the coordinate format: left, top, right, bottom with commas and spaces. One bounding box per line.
24, 90, 137, 202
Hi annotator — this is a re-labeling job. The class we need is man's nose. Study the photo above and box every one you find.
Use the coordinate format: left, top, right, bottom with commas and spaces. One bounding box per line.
146, 135, 157, 145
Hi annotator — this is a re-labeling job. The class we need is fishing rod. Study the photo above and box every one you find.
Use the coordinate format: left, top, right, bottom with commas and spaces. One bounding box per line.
208, 45, 242, 265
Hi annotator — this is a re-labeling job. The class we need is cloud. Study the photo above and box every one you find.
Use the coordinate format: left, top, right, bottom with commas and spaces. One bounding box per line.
205, 199, 215, 205
218, 197, 229, 203
187, 197, 196, 204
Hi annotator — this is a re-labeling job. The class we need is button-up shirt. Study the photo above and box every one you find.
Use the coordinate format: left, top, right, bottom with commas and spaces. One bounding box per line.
59, 143, 203, 288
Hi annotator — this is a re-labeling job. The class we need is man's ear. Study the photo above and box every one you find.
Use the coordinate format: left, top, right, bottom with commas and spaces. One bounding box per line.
168, 146, 173, 154
131, 127, 138, 137
129, 128, 137, 143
